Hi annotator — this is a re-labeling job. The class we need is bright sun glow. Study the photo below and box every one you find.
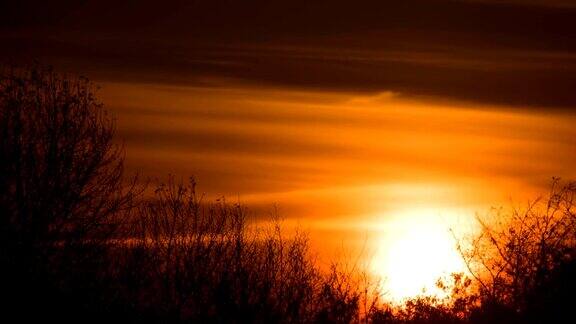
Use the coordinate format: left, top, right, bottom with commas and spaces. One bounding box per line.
372, 209, 468, 302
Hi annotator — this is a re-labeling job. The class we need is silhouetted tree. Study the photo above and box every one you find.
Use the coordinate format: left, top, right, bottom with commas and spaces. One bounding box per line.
0, 64, 139, 321
458, 178, 576, 323
0, 64, 138, 246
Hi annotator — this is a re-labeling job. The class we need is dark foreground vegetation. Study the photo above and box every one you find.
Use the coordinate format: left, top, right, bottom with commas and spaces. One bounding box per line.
1, 65, 576, 323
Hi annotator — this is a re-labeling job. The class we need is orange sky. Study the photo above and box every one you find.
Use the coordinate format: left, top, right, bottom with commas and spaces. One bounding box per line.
102, 82, 576, 209
99, 82, 576, 299
3, 0, 576, 300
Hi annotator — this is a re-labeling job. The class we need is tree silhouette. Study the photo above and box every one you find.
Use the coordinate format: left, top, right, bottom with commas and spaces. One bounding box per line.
458, 178, 576, 323
0, 64, 140, 321
0, 64, 138, 246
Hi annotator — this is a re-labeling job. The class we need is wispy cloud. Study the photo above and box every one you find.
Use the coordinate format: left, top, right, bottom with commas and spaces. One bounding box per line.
102, 83, 576, 219
2, 0, 576, 110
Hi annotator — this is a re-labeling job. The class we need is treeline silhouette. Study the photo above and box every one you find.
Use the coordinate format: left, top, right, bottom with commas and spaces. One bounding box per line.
1, 64, 575, 323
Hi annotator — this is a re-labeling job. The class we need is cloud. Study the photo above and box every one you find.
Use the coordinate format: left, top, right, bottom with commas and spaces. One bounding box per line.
103, 83, 576, 202
2, 0, 576, 110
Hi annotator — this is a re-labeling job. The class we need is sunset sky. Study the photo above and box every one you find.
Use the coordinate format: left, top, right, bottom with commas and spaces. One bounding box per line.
3, 0, 576, 300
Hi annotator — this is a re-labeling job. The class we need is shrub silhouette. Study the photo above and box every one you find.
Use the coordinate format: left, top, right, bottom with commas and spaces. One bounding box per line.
107, 177, 376, 322
458, 178, 576, 323
111, 177, 320, 322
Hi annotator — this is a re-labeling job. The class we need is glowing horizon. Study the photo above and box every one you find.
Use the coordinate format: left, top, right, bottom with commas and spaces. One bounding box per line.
93, 81, 576, 300
3, 0, 576, 320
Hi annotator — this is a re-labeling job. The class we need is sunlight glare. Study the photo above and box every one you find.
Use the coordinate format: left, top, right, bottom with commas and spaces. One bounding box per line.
373, 209, 468, 302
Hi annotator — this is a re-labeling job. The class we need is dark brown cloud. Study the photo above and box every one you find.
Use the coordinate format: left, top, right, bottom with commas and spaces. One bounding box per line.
2, 0, 576, 109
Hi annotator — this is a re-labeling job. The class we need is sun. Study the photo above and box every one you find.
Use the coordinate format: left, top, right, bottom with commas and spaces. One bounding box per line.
371, 210, 468, 302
